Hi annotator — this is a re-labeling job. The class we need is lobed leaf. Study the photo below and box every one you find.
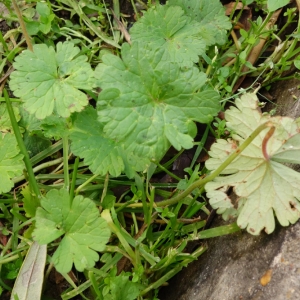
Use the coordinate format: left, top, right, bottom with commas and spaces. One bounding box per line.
130, 5, 206, 66
205, 93, 300, 235
70, 106, 148, 177
104, 274, 144, 300
9, 42, 95, 119
33, 189, 111, 273
169, 0, 232, 46
95, 42, 220, 164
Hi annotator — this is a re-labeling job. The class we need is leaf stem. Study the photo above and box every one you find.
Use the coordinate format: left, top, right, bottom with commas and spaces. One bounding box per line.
101, 209, 137, 267
100, 173, 110, 206
118, 121, 272, 208
62, 136, 70, 191
140, 245, 206, 296
262, 126, 275, 160
75, 173, 99, 196
152, 160, 181, 181
69, 157, 79, 202
3, 89, 40, 199
12, 157, 64, 184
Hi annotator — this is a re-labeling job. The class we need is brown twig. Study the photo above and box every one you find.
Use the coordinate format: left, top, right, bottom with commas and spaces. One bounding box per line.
233, 9, 282, 92
0, 67, 14, 85
11, 0, 33, 51
111, 9, 131, 44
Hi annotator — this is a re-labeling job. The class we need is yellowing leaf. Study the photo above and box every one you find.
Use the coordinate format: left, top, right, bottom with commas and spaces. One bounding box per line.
33, 189, 110, 273
205, 93, 300, 235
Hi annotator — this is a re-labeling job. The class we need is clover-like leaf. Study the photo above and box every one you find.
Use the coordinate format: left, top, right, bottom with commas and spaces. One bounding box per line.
169, 0, 232, 46
205, 93, 300, 235
33, 189, 111, 273
9, 42, 95, 119
95, 43, 220, 163
130, 5, 206, 67
0, 133, 24, 194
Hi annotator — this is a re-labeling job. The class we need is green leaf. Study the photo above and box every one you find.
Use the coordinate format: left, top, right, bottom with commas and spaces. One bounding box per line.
23, 132, 52, 158
40, 114, 69, 139
267, 0, 289, 12
33, 189, 110, 273
25, 2, 55, 35
70, 106, 148, 177
205, 93, 300, 235
11, 242, 47, 300
9, 42, 95, 119
22, 185, 40, 217
198, 223, 240, 238
130, 5, 206, 66
0, 133, 24, 194
19, 107, 69, 140
104, 274, 144, 300
168, 0, 231, 46
95, 43, 220, 163
294, 59, 300, 70
19, 108, 52, 157
0, 103, 20, 132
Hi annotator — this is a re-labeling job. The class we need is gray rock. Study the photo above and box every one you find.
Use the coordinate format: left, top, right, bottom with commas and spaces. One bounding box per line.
159, 79, 300, 300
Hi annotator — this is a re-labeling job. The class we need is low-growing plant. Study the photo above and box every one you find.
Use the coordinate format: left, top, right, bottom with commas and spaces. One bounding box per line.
0, 0, 299, 299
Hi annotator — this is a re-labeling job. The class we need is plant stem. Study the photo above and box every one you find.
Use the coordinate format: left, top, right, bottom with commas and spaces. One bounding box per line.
100, 173, 110, 206
117, 121, 272, 208
11, 0, 33, 51
152, 160, 181, 181
101, 209, 137, 267
62, 136, 70, 191
61, 0, 120, 48
12, 157, 64, 184
156, 122, 272, 207
140, 245, 206, 296
75, 173, 99, 196
69, 157, 79, 201
262, 126, 275, 160
3, 89, 40, 199
112, 0, 120, 42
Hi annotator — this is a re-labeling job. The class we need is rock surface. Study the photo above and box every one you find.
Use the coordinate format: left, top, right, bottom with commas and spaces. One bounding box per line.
159, 79, 300, 300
